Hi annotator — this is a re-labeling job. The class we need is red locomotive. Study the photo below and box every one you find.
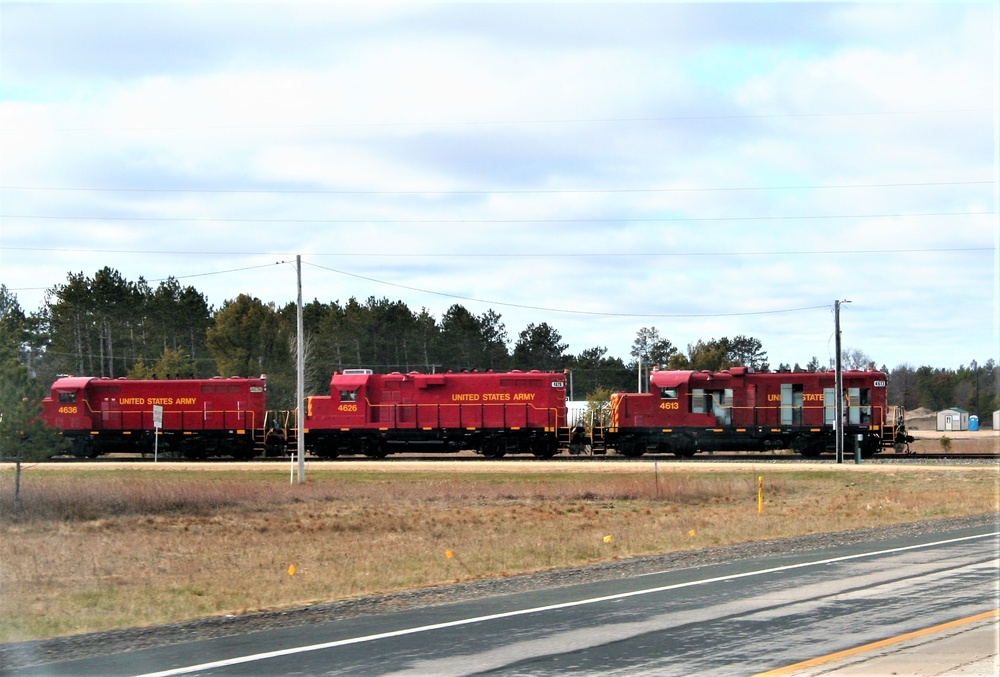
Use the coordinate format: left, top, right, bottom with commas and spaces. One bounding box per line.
304, 369, 569, 458
605, 367, 907, 458
40, 375, 269, 459
38, 367, 910, 459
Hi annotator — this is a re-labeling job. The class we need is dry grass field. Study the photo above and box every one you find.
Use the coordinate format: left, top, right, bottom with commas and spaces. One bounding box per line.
1, 460, 997, 643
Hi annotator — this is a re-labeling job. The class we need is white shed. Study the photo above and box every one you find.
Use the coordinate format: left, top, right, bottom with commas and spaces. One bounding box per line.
936, 408, 970, 432
993, 410, 999, 431
566, 400, 592, 427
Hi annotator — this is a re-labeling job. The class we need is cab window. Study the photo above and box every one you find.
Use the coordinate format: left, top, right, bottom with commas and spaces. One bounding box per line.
340, 390, 358, 402
58, 392, 77, 403
660, 387, 678, 400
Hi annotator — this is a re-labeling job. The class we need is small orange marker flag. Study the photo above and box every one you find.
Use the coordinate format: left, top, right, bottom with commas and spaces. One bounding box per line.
603, 535, 612, 543
689, 529, 696, 537
288, 564, 297, 577
445, 550, 455, 559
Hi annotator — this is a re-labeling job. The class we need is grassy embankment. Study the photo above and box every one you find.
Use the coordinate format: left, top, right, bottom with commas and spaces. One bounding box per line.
1, 461, 997, 642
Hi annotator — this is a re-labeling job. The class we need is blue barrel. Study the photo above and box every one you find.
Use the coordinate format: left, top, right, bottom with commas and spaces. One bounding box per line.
969, 415, 979, 431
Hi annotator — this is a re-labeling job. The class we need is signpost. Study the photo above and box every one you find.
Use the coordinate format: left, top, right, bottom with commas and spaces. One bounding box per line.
152, 404, 163, 462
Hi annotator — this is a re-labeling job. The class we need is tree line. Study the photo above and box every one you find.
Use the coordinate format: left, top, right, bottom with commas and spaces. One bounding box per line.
2, 268, 998, 419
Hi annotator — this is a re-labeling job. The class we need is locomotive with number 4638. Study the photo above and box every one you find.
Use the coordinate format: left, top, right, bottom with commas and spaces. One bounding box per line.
39, 366, 909, 459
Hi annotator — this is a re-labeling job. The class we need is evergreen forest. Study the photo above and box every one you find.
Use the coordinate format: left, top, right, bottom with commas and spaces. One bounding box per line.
1, 269, 997, 419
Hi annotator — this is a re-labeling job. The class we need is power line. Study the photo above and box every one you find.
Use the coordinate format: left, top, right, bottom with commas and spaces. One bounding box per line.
3, 255, 836, 319
1, 245, 993, 258
152, 262, 284, 282
0, 180, 991, 196
303, 260, 831, 319
1, 210, 992, 224
4, 107, 988, 132
12, 262, 287, 293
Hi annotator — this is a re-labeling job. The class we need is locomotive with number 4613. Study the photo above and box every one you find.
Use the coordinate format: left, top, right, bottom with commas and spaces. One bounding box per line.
605, 366, 910, 458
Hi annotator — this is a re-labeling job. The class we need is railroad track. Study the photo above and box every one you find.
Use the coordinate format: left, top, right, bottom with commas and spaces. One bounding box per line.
43, 452, 1000, 463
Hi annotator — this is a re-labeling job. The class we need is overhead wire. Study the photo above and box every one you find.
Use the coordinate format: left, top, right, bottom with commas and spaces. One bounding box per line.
0, 180, 992, 195
301, 260, 831, 319
0, 245, 992, 258
4, 106, 989, 132
1, 210, 992, 224
5, 256, 836, 319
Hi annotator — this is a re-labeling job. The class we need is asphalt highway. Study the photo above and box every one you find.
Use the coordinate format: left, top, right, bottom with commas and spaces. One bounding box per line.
763, 611, 998, 676
8, 523, 998, 676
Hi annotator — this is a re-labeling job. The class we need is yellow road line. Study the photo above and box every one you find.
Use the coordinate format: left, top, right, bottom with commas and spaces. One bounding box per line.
752, 608, 1000, 676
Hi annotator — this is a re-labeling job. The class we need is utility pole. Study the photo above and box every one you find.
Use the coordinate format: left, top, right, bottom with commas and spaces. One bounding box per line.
971, 359, 979, 418
296, 255, 305, 484
834, 299, 851, 464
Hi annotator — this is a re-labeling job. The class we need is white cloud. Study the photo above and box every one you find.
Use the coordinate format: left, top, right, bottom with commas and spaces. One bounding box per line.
0, 2, 995, 371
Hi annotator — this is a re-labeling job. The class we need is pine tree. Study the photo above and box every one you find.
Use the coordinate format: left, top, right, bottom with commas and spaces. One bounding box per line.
0, 286, 69, 511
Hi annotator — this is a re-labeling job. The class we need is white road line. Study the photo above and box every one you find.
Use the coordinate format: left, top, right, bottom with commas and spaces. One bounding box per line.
134, 531, 998, 677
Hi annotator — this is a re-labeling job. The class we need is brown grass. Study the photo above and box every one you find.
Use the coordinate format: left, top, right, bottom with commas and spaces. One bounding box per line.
0, 462, 996, 642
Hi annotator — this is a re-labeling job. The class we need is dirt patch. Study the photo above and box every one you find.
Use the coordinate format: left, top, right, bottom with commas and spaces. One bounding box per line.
904, 430, 999, 455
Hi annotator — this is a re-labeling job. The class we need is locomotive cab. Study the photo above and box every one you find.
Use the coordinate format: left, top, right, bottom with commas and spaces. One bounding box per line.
330, 369, 371, 425
651, 369, 732, 427
40, 377, 97, 455
41, 377, 94, 432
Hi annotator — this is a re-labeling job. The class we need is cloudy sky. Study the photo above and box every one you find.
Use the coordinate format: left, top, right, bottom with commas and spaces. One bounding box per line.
1, 1, 997, 372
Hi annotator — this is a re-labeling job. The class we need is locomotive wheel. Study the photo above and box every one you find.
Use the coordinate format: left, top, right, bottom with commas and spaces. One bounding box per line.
309, 436, 341, 458
313, 445, 340, 459
481, 438, 506, 459
230, 443, 257, 461
361, 438, 388, 458
859, 436, 881, 459
792, 434, 824, 458
70, 438, 98, 458
620, 439, 647, 458
177, 437, 206, 460
530, 438, 557, 458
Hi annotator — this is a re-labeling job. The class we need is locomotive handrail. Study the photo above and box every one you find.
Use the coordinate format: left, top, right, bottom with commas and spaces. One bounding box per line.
264, 409, 296, 436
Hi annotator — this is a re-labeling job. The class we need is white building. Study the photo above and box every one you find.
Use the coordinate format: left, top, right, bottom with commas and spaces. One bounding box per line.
936, 408, 970, 432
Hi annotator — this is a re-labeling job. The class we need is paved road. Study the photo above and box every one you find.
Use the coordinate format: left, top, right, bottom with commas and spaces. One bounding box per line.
9, 523, 998, 676
770, 612, 998, 676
